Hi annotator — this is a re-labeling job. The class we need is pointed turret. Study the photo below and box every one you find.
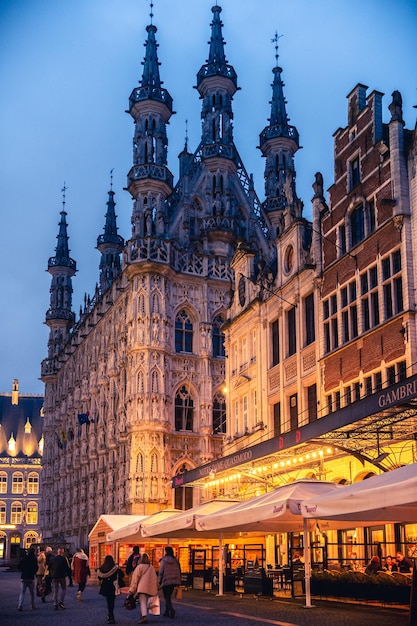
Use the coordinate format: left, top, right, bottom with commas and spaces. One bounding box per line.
259, 37, 302, 235
97, 182, 124, 293
196, 5, 238, 163
127, 17, 174, 239
45, 191, 76, 361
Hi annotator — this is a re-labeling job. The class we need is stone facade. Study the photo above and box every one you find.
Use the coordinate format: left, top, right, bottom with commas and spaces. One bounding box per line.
40, 5, 417, 548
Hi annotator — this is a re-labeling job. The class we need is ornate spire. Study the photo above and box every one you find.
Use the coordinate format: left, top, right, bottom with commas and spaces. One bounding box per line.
197, 5, 237, 89
45, 186, 76, 355
127, 14, 174, 229
97, 175, 124, 294
196, 5, 238, 163
259, 37, 301, 225
48, 185, 76, 271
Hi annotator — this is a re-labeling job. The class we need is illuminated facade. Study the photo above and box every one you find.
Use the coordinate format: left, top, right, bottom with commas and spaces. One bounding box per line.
0, 380, 43, 566
40, 4, 417, 555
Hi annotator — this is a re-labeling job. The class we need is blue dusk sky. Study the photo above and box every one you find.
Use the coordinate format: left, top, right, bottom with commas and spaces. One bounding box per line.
0, 0, 416, 395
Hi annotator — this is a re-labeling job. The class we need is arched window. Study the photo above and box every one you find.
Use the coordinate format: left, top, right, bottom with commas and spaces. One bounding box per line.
212, 315, 225, 358
151, 292, 160, 314
0, 472, 7, 494
137, 370, 144, 394
0, 502, 6, 524
27, 473, 39, 495
175, 310, 193, 353
174, 464, 193, 510
137, 293, 145, 317
150, 452, 158, 473
175, 386, 194, 431
212, 392, 226, 434
11, 502, 22, 524
151, 370, 159, 394
25, 532, 39, 548
12, 472, 23, 494
26, 502, 38, 525
136, 453, 144, 473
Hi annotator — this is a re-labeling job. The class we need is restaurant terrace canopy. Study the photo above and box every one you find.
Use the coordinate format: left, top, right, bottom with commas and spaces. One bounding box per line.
195, 479, 343, 535
301, 462, 417, 523
106, 509, 181, 542
140, 499, 240, 539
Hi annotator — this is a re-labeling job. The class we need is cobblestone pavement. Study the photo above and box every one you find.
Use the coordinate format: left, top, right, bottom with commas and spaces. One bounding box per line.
1, 570, 410, 626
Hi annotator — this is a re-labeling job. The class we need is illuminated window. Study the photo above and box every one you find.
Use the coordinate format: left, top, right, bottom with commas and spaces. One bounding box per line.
0, 502, 6, 524
27, 473, 39, 495
11, 502, 22, 524
12, 473, 23, 494
25, 532, 38, 548
0, 473, 7, 494
26, 503, 38, 525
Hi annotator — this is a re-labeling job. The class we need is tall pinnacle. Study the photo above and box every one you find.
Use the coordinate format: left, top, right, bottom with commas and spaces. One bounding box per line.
97, 181, 124, 294
49, 189, 76, 270
141, 24, 161, 88
197, 5, 237, 88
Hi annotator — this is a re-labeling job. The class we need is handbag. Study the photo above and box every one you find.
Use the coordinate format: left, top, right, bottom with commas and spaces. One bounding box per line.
147, 594, 160, 616
114, 580, 121, 595
123, 593, 137, 610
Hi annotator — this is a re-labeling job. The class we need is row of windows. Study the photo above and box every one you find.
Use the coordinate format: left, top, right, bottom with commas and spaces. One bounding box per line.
0, 501, 38, 525
175, 311, 225, 357
273, 384, 317, 437
0, 472, 39, 495
270, 293, 315, 367
323, 251, 403, 353
326, 362, 407, 414
232, 390, 259, 435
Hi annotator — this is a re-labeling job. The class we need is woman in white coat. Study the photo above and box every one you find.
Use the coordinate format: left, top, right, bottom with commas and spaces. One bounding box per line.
128, 553, 158, 624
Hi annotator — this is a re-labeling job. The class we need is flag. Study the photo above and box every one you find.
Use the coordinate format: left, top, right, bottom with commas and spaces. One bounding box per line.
78, 412, 90, 426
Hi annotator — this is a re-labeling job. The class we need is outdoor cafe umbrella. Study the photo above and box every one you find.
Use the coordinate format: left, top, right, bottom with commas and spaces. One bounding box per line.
301, 462, 417, 523
141, 499, 241, 596
107, 509, 181, 542
195, 479, 344, 607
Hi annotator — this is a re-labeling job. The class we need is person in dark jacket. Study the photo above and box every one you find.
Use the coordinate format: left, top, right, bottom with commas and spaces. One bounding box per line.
50, 547, 71, 609
97, 555, 124, 625
158, 546, 182, 619
365, 555, 382, 575
17, 547, 38, 611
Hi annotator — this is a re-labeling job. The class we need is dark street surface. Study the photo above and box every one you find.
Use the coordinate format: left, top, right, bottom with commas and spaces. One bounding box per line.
1, 569, 410, 626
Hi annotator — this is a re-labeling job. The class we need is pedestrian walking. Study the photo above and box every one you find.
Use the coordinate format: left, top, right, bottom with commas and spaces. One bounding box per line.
50, 547, 71, 610
158, 546, 181, 619
129, 553, 158, 624
17, 547, 38, 611
72, 548, 90, 601
97, 555, 124, 625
